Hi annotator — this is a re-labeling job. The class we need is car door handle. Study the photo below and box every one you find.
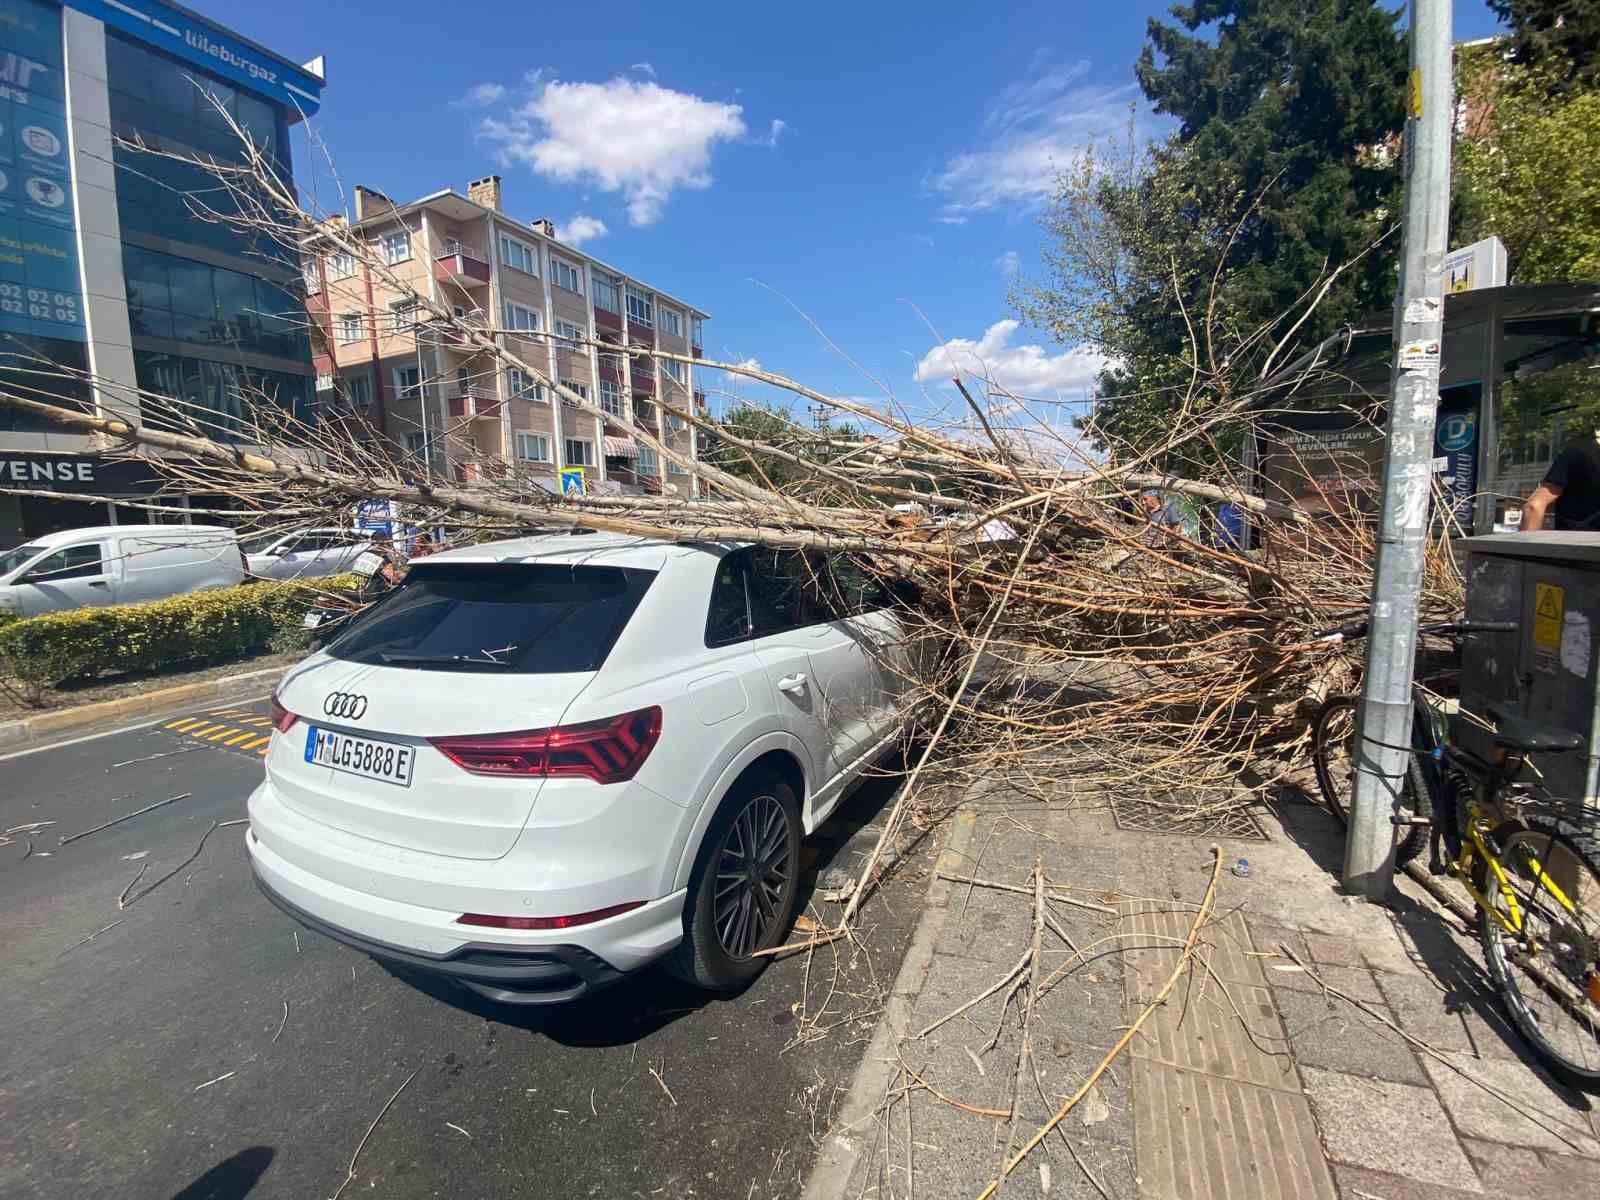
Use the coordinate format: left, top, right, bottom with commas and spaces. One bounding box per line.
777, 673, 807, 694
88, 580, 109, 589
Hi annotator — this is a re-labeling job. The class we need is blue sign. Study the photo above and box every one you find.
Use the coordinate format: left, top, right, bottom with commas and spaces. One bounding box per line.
70, 0, 323, 115
1434, 407, 1478, 529
560, 467, 586, 497
0, 0, 83, 342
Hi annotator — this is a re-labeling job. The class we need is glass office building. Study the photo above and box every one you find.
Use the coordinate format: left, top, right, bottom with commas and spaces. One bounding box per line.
0, 0, 323, 545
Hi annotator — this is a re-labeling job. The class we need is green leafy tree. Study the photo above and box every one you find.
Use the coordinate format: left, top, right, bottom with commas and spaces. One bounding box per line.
1017, 1, 1408, 465
704, 403, 863, 495
1488, 0, 1600, 93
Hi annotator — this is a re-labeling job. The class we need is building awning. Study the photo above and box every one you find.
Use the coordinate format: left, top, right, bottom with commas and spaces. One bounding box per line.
603, 435, 638, 459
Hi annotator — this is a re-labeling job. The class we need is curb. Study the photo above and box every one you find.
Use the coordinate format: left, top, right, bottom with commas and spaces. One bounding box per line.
800, 801, 981, 1200
0, 665, 286, 753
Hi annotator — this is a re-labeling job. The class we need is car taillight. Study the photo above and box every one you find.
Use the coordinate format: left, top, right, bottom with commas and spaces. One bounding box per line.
270, 693, 298, 733
455, 900, 645, 930
430, 705, 662, 783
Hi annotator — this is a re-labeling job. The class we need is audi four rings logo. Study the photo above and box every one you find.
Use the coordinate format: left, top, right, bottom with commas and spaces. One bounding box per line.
324, 693, 368, 719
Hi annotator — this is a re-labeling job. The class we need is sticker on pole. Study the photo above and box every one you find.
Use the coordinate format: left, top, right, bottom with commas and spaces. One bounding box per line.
1398, 340, 1440, 370
1532, 582, 1564, 674
1403, 296, 1440, 324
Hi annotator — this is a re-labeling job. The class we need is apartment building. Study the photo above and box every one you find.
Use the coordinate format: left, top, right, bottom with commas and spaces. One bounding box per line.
0, 0, 324, 548
305, 176, 708, 496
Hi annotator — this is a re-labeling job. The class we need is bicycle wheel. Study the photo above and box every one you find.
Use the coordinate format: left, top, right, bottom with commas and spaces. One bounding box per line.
1477, 814, 1600, 1090
1310, 697, 1431, 866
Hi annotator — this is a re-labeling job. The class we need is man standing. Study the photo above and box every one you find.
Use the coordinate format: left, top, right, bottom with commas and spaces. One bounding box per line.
1520, 435, 1600, 531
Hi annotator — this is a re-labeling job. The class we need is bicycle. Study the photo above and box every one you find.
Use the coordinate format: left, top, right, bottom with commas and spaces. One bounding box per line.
1310, 618, 1600, 1089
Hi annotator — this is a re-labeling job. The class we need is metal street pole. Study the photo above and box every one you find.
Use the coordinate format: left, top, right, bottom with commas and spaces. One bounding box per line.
1344, 0, 1454, 898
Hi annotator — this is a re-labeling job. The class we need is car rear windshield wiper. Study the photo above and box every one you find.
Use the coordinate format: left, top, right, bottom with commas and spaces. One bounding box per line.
378, 652, 514, 668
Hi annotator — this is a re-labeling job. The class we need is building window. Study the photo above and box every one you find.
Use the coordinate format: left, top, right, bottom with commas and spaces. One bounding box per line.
552, 257, 583, 295
394, 365, 422, 399
327, 251, 357, 280
516, 431, 551, 462
637, 444, 659, 475
336, 312, 363, 343
503, 302, 540, 333
662, 358, 685, 384
555, 318, 584, 346
599, 378, 623, 417
345, 373, 372, 409
499, 235, 538, 276
690, 316, 703, 348
659, 307, 682, 337
625, 286, 653, 327
667, 457, 688, 475
316, 372, 334, 392
507, 368, 543, 401
560, 379, 590, 403
593, 272, 620, 314
380, 231, 411, 265
389, 299, 420, 333
669, 410, 688, 432
403, 431, 426, 456
564, 438, 595, 467
303, 262, 321, 294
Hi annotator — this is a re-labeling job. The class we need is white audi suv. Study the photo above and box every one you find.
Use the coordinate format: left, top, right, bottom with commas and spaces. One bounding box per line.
246, 532, 917, 1003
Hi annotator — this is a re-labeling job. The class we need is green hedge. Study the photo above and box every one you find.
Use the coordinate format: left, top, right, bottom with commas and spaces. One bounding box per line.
0, 574, 359, 689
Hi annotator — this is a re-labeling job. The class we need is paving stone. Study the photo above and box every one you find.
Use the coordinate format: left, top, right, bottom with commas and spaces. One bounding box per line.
1422, 1052, 1600, 1157
1274, 986, 1427, 1085
1375, 971, 1478, 1055
1330, 1161, 1486, 1198
1461, 1139, 1600, 1192
1265, 961, 1386, 1005
1133, 1057, 1337, 1199
1299, 1066, 1480, 1191
1244, 914, 1312, 971
1125, 972, 1298, 1092
1304, 931, 1374, 969
1120, 900, 1265, 993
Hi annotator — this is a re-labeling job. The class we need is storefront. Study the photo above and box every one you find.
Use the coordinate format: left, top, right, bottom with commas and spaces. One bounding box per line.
0, 451, 187, 548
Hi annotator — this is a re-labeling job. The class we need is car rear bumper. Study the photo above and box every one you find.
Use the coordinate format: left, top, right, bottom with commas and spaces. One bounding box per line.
252, 863, 623, 1004
246, 817, 688, 1005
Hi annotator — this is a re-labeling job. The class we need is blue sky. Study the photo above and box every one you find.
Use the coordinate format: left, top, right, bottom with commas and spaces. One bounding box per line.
202, 0, 1507, 425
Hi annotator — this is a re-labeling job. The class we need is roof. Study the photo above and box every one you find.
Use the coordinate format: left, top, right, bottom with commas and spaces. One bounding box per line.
28, 524, 232, 544
422, 531, 702, 570
343, 189, 711, 320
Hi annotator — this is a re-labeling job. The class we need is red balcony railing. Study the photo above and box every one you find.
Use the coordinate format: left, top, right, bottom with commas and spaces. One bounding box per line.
434, 241, 491, 288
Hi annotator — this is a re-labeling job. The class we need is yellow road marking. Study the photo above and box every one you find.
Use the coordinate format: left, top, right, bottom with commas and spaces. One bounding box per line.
208, 709, 251, 718
167, 717, 204, 732
239, 717, 274, 728
244, 736, 272, 751
183, 723, 221, 737
206, 726, 245, 741
257, 746, 269, 756
222, 730, 256, 746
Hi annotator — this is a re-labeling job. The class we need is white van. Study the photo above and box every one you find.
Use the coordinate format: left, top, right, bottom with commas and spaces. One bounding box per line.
0, 524, 245, 618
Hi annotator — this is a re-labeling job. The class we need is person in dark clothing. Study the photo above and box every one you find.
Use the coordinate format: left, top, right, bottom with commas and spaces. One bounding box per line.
1521, 438, 1600, 531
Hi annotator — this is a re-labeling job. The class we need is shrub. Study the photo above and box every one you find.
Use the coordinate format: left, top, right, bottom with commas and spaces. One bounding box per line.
0, 575, 359, 691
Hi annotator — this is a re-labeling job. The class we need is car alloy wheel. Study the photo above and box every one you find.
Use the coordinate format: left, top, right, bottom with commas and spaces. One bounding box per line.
712, 792, 792, 959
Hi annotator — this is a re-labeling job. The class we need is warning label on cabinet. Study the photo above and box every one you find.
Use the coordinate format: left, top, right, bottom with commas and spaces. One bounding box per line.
1533, 582, 1564, 673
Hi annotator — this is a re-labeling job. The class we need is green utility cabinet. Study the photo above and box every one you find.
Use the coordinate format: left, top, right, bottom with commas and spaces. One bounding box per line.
1457, 533, 1600, 808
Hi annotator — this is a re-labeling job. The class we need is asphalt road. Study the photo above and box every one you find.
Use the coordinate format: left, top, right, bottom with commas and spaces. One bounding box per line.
0, 698, 927, 1200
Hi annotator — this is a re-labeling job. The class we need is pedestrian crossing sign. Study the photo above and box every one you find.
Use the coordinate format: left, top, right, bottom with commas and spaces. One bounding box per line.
560, 467, 586, 497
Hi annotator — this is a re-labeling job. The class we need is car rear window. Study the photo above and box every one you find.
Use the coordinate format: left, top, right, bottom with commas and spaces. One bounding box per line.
326, 562, 655, 673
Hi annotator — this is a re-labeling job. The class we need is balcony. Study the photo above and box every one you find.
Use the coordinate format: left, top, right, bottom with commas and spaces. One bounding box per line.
631, 369, 655, 397
436, 309, 488, 347
594, 305, 622, 333
447, 385, 500, 421
434, 241, 491, 288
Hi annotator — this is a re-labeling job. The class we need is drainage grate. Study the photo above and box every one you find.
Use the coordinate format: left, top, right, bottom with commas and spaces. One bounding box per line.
1113, 797, 1268, 840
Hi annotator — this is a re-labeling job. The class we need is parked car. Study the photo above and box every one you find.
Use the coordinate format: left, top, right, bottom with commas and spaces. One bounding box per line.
243, 527, 371, 582
0, 524, 244, 618
247, 532, 919, 1004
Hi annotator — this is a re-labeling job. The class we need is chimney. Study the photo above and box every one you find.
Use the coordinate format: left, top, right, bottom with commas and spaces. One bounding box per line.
353, 185, 392, 221
468, 175, 502, 212
530, 218, 556, 238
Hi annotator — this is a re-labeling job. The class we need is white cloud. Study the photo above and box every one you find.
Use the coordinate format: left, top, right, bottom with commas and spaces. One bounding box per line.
996, 250, 1021, 276
629, 61, 656, 77
732, 356, 763, 372
914, 319, 1106, 397
453, 82, 506, 108
936, 215, 968, 226
556, 214, 608, 246
754, 118, 788, 147
928, 56, 1144, 217
478, 78, 745, 226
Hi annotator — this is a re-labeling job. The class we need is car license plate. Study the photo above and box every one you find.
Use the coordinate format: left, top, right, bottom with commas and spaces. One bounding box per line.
304, 725, 414, 787
352, 551, 384, 576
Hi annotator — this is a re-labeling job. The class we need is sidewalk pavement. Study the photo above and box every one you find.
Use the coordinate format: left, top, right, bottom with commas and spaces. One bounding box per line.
808, 775, 1600, 1199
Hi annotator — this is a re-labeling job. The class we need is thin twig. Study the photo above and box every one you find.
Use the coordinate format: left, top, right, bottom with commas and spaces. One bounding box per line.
272, 1000, 289, 1045
117, 861, 149, 909
648, 1063, 678, 1107
121, 819, 247, 909
59, 793, 193, 844
975, 847, 1224, 1200
330, 1067, 420, 1200
194, 1071, 235, 1091
61, 919, 123, 954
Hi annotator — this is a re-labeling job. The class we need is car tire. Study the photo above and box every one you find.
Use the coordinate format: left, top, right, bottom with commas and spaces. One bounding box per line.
666, 768, 802, 992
